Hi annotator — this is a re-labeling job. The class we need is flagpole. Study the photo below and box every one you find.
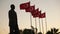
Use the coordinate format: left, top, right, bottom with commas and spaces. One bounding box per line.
30, 15, 32, 34
39, 18, 41, 32
35, 18, 37, 34
41, 18, 44, 34
45, 17, 47, 33
30, 14, 32, 27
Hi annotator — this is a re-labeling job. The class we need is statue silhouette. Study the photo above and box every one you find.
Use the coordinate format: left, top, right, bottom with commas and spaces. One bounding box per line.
8, 4, 20, 34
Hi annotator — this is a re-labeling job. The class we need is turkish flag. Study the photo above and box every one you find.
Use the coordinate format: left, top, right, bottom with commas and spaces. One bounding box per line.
20, 2, 30, 9
31, 8, 39, 18
39, 12, 46, 18
25, 5, 35, 12
36, 10, 41, 17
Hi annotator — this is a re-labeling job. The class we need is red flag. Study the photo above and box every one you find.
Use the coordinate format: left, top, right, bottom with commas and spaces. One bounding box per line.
25, 5, 35, 12
20, 2, 30, 9
31, 8, 39, 15
38, 10, 42, 18
36, 10, 41, 17
39, 12, 46, 18
31, 8, 39, 18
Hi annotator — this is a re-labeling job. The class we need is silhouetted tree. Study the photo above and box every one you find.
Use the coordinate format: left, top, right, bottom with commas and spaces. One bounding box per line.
51, 28, 60, 34
38, 32, 42, 34
46, 31, 53, 34
20, 30, 23, 34
23, 29, 35, 34
31, 26, 38, 34
46, 28, 60, 34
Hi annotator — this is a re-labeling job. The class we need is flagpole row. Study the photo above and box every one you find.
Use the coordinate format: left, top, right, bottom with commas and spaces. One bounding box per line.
20, 2, 46, 34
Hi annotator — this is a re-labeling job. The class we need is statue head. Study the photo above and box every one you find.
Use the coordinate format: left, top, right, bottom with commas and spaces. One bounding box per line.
10, 4, 15, 10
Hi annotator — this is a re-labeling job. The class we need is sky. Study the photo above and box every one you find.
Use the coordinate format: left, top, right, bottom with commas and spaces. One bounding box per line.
0, 0, 60, 34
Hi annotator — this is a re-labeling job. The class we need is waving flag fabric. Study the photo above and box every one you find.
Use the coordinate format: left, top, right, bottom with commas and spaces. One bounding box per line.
20, 2, 30, 9
20, 1, 46, 18
41, 12, 46, 18
39, 12, 46, 18
25, 5, 35, 12
31, 8, 39, 18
